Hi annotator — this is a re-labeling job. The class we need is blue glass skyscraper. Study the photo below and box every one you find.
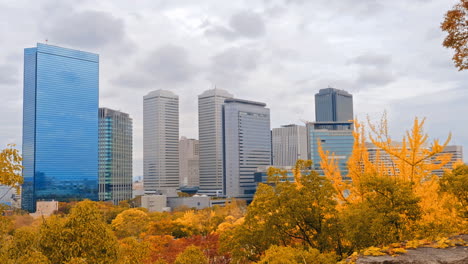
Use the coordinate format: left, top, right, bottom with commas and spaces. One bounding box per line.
315, 88, 353, 122
22, 43, 99, 212
307, 122, 354, 178
309, 88, 354, 178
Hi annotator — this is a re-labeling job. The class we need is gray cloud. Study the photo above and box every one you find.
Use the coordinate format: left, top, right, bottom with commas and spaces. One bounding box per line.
40, 10, 126, 49
0, 65, 19, 85
205, 11, 265, 40
348, 53, 392, 67
112, 44, 199, 88
1, 0, 468, 177
205, 26, 238, 40
283, 0, 383, 17
230, 11, 266, 38
207, 47, 260, 87
355, 69, 396, 88
389, 87, 468, 146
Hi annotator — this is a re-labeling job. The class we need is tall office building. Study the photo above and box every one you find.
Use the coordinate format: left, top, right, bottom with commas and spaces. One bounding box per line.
315, 88, 353, 122
309, 88, 354, 178
179, 137, 200, 187
432, 145, 464, 176
272, 124, 308, 166
223, 99, 271, 198
307, 122, 354, 177
198, 88, 233, 195
143, 90, 179, 194
22, 43, 99, 212
98, 108, 133, 204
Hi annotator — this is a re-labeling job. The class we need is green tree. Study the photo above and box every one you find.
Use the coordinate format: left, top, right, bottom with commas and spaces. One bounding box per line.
222, 160, 343, 262
174, 245, 208, 264
440, 164, 468, 218
16, 251, 51, 264
39, 201, 118, 264
64, 258, 87, 264
111, 208, 149, 238
8, 226, 41, 259
255, 245, 336, 264
0, 225, 51, 264
341, 175, 421, 249
117, 237, 151, 264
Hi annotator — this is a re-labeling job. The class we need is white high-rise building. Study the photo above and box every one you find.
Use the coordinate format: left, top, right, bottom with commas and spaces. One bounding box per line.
179, 137, 200, 187
223, 98, 271, 198
143, 90, 179, 194
198, 88, 233, 195
272, 124, 308, 166
432, 145, 464, 176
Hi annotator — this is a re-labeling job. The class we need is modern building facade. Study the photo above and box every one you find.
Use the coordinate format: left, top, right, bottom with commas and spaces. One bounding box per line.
307, 122, 354, 178
223, 99, 271, 198
272, 124, 308, 166
98, 108, 133, 204
315, 88, 353, 123
432, 145, 464, 176
179, 137, 200, 187
22, 43, 99, 212
198, 89, 233, 195
143, 90, 179, 194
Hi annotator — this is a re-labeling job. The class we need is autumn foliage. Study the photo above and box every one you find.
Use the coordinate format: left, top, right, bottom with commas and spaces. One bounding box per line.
442, 0, 468, 70
0, 117, 466, 263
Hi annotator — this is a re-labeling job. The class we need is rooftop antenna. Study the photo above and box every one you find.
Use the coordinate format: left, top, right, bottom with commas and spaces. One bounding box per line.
300, 118, 311, 125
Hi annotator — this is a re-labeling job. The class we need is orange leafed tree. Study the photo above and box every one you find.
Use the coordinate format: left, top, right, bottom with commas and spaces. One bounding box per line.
319, 116, 465, 242
442, 0, 468, 70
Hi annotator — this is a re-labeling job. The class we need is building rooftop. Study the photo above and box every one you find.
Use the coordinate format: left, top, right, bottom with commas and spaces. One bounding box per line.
316, 87, 352, 96
99, 107, 131, 118
279, 124, 303, 128
144, 89, 178, 99
224, 98, 266, 107
34, 43, 99, 62
198, 88, 233, 99
308, 121, 354, 125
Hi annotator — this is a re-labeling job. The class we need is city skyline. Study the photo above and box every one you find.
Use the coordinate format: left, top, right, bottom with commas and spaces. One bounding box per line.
1, 0, 467, 179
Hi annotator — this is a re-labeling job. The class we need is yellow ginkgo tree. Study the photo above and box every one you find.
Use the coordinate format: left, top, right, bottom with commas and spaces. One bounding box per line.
319, 116, 465, 248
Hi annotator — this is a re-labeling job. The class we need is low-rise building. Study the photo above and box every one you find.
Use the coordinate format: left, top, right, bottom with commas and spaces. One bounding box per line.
30, 200, 58, 218
167, 196, 210, 210
141, 195, 167, 212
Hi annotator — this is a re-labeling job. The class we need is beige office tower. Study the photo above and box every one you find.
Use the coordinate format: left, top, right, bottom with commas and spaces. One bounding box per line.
179, 137, 200, 187
143, 90, 179, 194
198, 88, 233, 195
272, 124, 308, 166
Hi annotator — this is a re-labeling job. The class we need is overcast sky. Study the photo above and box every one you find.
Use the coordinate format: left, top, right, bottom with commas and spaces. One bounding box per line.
0, 0, 466, 177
